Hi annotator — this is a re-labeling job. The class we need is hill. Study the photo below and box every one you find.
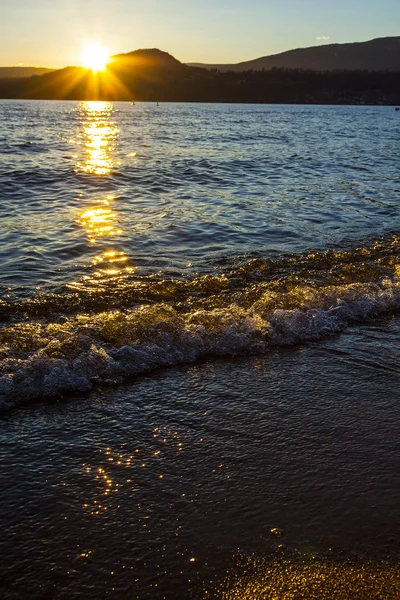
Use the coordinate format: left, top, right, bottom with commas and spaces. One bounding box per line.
111, 48, 185, 72
0, 47, 399, 105
0, 50, 192, 101
0, 67, 54, 78
188, 37, 400, 72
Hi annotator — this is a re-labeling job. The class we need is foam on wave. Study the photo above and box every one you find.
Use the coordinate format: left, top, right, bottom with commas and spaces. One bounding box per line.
1, 277, 400, 409
1, 233, 400, 321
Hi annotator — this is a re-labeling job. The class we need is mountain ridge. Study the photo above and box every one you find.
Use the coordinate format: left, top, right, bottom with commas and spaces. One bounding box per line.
2, 37, 400, 76
0, 45, 399, 105
0, 67, 54, 78
187, 36, 400, 72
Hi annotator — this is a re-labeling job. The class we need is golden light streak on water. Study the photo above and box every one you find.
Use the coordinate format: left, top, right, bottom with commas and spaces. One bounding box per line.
90, 249, 135, 279
72, 103, 136, 282
77, 207, 121, 242
75, 101, 119, 176
74, 196, 135, 282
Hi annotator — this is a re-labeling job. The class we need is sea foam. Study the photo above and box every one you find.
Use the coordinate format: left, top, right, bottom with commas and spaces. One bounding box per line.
1, 278, 400, 409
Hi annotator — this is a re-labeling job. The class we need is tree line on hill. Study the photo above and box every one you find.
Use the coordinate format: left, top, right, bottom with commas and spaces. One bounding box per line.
0, 49, 399, 105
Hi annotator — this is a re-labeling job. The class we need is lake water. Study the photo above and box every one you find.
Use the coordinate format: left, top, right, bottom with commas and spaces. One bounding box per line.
1, 101, 400, 598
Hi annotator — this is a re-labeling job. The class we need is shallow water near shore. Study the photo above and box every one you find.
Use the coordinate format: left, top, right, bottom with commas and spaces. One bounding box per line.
1, 101, 400, 597
1, 317, 400, 598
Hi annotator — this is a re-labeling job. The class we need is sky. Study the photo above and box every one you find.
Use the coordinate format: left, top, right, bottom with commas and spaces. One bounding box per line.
0, 0, 399, 67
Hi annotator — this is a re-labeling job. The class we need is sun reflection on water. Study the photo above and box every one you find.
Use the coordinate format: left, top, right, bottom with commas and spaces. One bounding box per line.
76, 101, 119, 176
91, 249, 135, 278
76, 196, 134, 279
75, 197, 135, 279
72, 102, 136, 283
81, 428, 187, 518
81, 447, 142, 516
77, 200, 121, 243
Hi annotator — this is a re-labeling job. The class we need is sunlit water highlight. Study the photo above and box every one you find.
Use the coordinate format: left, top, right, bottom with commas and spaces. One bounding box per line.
0, 101, 399, 598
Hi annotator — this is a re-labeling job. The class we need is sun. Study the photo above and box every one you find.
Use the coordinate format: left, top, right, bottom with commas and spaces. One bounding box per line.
82, 44, 110, 73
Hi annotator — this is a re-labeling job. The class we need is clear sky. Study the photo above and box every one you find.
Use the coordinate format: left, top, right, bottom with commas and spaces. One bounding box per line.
1, 0, 399, 67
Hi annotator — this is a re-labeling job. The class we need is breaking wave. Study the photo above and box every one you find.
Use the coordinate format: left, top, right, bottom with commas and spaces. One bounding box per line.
1, 234, 400, 409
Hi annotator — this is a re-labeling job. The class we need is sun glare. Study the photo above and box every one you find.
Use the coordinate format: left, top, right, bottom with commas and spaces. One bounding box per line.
82, 44, 110, 73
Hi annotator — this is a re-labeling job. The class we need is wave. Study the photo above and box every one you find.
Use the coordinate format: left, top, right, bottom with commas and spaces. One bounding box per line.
1, 233, 400, 320
1, 234, 400, 409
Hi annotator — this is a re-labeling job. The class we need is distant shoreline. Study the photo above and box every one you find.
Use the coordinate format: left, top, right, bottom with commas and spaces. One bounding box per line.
0, 98, 399, 106
0, 55, 399, 106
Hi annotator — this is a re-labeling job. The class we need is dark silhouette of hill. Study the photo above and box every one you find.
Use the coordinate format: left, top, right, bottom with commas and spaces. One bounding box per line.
0, 67, 54, 78
188, 37, 400, 72
107, 49, 190, 99
0, 47, 399, 105
0, 50, 193, 101
0, 66, 102, 100
111, 48, 185, 72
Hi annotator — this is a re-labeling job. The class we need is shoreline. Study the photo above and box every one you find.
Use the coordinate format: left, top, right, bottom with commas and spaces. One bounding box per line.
0, 97, 399, 106
1, 317, 399, 598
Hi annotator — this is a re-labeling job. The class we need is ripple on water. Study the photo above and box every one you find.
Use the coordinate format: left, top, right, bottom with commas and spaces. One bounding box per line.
0, 102, 399, 290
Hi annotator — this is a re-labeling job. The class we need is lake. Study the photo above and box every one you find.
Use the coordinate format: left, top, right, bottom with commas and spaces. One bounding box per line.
1, 101, 399, 598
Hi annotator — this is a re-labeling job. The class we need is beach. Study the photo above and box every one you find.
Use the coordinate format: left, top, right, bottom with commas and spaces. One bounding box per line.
1, 317, 400, 598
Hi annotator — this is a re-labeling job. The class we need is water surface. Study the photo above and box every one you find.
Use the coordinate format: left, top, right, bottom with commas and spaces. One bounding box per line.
0, 101, 399, 598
